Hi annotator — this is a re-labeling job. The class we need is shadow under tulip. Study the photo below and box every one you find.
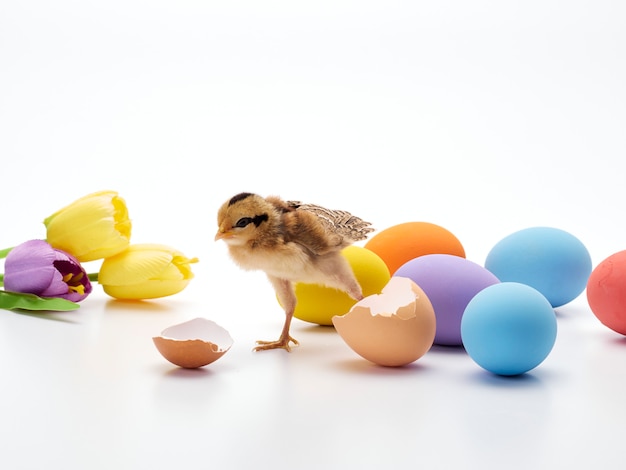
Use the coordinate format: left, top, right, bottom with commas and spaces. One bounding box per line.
105, 298, 176, 313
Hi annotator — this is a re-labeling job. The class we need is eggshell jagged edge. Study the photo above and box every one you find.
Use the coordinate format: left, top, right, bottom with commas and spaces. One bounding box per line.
332, 277, 436, 367
153, 317, 234, 369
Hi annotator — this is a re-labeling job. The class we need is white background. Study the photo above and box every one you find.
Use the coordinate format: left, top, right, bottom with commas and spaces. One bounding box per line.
1, 1, 625, 469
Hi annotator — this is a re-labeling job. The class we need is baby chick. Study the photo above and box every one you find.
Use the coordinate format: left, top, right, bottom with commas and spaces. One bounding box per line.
215, 192, 374, 351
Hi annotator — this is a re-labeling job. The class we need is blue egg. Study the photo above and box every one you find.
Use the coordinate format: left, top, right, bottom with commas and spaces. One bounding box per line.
485, 226, 592, 307
461, 282, 557, 376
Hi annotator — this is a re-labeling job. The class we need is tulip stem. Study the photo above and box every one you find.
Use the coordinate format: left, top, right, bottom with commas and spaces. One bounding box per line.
0, 247, 13, 259
0, 274, 3, 286
88, 273, 99, 283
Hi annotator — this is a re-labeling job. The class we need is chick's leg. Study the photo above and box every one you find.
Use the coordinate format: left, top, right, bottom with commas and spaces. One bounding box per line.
321, 254, 364, 301
254, 276, 299, 352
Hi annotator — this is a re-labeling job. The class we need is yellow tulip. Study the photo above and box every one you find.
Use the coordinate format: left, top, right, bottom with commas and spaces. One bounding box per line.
44, 190, 132, 262
98, 244, 198, 300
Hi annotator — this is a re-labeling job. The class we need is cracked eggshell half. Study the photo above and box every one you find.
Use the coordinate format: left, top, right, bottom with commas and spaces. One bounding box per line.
332, 277, 436, 367
153, 317, 233, 368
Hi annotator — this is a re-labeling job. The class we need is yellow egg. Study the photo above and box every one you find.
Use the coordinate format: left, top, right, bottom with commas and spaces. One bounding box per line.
293, 246, 391, 325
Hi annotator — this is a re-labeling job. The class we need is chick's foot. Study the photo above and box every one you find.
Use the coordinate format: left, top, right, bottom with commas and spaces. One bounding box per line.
254, 336, 299, 352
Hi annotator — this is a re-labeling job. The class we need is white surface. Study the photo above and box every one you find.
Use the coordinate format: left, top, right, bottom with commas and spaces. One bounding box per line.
1, 1, 625, 469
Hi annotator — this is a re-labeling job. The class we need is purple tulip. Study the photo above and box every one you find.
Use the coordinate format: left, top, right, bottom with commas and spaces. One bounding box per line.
3, 240, 92, 302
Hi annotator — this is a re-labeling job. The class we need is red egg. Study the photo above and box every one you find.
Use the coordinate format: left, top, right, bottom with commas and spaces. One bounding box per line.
587, 250, 626, 335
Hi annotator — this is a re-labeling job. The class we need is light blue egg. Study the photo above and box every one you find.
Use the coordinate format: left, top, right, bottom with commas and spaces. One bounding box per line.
461, 282, 557, 376
485, 226, 592, 307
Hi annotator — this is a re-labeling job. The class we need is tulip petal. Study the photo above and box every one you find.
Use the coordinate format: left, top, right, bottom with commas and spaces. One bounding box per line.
98, 248, 174, 285
172, 255, 196, 280
112, 195, 132, 237
3, 240, 56, 295
44, 190, 131, 262
103, 280, 190, 300
40, 269, 73, 297
157, 262, 186, 281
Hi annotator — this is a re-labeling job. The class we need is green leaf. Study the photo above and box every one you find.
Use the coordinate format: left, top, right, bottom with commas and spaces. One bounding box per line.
0, 290, 80, 311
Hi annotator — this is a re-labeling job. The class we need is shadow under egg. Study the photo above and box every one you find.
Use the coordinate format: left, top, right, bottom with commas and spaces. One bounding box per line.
333, 357, 430, 375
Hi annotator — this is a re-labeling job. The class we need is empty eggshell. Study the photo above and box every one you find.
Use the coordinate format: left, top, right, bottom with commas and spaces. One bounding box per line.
332, 277, 436, 367
153, 317, 233, 368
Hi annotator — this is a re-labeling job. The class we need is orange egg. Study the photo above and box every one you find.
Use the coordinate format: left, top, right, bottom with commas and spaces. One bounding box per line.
365, 222, 465, 275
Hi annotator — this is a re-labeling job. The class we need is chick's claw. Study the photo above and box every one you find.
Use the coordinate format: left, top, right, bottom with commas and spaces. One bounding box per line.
254, 336, 299, 352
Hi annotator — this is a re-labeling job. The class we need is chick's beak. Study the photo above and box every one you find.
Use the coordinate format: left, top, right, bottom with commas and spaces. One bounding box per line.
215, 229, 233, 241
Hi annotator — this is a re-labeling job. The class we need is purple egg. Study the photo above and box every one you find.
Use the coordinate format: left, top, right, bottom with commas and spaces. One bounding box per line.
395, 254, 500, 346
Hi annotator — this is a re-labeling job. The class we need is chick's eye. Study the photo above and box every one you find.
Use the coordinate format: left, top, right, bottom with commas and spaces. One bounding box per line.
234, 217, 253, 228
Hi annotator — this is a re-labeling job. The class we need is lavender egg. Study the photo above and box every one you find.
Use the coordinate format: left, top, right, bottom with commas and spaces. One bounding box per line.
395, 254, 500, 346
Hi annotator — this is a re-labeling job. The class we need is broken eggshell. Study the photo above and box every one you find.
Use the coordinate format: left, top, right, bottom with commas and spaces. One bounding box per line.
332, 277, 436, 367
153, 317, 233, 368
